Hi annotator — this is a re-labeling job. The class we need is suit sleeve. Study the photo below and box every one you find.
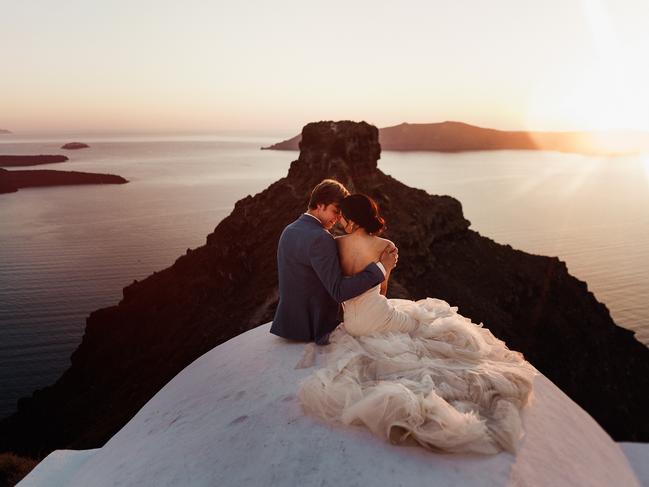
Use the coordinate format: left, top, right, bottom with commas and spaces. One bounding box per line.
309, 232, 384, 303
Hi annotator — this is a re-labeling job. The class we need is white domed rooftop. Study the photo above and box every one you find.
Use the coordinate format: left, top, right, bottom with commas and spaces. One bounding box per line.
19, 324, 644, 486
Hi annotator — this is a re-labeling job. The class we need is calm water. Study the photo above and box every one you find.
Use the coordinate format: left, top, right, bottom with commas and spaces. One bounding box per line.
1, 135, 648, 419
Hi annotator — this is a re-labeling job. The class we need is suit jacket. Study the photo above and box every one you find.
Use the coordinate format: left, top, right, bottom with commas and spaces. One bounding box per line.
270, 214, 384, 344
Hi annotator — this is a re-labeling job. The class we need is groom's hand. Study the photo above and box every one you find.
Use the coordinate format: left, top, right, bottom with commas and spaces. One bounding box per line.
379, 243, 398, 272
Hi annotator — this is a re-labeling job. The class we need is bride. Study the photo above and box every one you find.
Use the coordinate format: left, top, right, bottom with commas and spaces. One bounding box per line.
298, 194, 536, 455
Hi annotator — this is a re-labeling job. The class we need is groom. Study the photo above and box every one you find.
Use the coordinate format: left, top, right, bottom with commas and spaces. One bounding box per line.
271, 179, 397, 344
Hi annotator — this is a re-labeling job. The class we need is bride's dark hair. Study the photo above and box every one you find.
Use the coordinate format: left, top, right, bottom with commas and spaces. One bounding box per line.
339, 194, 386, 235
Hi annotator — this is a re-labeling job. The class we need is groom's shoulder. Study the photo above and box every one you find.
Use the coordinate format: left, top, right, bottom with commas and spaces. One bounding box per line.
282, 216, 313, 236
284, 215, 306, 233
286, 215, 322, 232
282, 216, 328, 242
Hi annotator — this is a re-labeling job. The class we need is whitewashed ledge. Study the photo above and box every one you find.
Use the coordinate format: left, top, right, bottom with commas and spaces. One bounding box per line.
19, 323, 645, 487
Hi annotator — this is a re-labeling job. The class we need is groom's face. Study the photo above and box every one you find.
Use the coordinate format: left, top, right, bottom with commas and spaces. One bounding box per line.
317, 203, 342, 230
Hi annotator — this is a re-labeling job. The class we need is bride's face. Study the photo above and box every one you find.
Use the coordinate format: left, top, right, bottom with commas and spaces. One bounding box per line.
339, 215, 355, 234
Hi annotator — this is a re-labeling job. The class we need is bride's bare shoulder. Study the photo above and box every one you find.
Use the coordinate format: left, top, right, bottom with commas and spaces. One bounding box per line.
335, 234, 351, 247
370, 236, 395, 256
374, 236, 395, 249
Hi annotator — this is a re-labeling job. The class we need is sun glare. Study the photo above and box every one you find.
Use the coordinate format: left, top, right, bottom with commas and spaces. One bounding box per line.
522, 0, 649, 154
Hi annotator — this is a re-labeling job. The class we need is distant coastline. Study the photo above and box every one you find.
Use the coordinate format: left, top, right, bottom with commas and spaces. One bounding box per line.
262, 121, 649, 155
0, 155, 69, 167
0, 168, 128, 194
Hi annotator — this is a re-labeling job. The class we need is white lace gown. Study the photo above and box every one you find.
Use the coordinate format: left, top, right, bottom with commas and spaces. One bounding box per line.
298, 285, 536, 454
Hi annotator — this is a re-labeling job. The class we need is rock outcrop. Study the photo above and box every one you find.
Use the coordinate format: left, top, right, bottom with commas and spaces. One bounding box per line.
263, 121, 649, 155
0, 155, 68, 167
1, 121, 648, 460
61, 142, 90, 150
0, 169, 128, 194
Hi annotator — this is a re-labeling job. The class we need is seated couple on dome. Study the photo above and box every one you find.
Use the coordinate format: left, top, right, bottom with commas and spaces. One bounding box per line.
270, 179, 535, 455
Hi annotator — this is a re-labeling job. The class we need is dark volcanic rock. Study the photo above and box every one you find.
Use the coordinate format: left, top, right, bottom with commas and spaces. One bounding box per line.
0, 155, 69, 167
0, 169, 128, 194
1, 120, 647, 459
0, 168, 18, 193
61, 142, 90, 150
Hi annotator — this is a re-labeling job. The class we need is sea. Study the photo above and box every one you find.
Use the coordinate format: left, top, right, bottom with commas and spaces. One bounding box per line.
1, 134, 648, 419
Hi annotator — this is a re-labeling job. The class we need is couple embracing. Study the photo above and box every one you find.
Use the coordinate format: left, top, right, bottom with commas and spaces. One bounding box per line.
271, 179, 536, 454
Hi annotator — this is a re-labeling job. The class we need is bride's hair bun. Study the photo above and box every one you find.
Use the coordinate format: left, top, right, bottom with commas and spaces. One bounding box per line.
339, 194, 386, 235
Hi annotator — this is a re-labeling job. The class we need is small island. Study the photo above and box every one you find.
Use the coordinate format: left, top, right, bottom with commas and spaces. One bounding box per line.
0, 155, 69, 167
0, 129, 11, 134
61, 142, 90, 150
0, 168, 128, 194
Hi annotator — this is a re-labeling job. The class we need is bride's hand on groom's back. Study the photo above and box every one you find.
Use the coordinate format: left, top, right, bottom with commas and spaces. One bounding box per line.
379, 242, 398, 272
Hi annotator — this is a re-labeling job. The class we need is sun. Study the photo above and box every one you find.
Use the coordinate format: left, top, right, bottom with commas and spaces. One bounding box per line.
524, 0, 649, 134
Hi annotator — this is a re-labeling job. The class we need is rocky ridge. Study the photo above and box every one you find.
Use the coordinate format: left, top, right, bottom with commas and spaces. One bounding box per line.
1, 120, 647, 459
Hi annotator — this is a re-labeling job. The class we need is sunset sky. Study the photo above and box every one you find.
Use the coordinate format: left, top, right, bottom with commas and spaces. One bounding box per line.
2, 0, 649, 135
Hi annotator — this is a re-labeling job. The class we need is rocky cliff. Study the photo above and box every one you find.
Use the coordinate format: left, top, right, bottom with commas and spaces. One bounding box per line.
1, 121, 648, 459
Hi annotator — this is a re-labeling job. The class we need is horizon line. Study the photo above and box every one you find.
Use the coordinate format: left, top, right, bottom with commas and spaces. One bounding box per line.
3, 120, 649, 138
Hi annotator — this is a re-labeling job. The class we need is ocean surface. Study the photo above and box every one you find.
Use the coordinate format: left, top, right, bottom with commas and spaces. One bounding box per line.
1, 134, 648, 419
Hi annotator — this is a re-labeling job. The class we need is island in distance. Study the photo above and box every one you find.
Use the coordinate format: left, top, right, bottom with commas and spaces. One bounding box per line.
0, 129, 11, 134
0, 155, 69, 167
0, 168, 128, 194
61, 142, 90, 150
263, 121, 649, 155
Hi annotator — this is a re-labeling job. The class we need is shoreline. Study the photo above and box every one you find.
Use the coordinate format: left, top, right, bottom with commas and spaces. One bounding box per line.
0, 168, 128, 194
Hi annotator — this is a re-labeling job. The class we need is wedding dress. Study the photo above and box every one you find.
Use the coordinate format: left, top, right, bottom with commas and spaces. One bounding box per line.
298, 284, 536, 454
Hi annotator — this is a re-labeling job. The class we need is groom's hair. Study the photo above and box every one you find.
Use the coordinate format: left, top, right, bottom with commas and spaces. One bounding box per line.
308, 179, 350, 209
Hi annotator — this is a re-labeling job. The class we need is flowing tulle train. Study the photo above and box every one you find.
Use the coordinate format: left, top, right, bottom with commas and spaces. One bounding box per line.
298, 297, 536, 454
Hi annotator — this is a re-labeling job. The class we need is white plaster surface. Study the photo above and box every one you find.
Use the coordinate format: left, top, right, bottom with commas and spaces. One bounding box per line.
620, 443, 649, 487
19, 323, 644, 486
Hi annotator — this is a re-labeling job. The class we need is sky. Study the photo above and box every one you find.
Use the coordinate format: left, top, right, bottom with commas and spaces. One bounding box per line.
2, 0, 649, 135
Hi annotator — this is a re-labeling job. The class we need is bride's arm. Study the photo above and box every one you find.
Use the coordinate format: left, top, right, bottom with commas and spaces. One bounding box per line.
378, 240, 396, 296
380, 268, 391, 296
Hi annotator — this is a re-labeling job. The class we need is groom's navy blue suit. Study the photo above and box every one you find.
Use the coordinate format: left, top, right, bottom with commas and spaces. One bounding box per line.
271, 214, 384, 344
